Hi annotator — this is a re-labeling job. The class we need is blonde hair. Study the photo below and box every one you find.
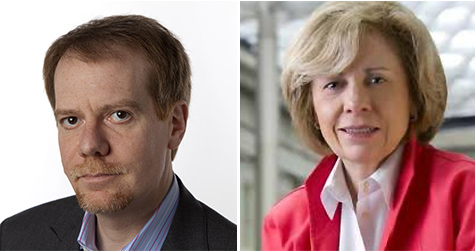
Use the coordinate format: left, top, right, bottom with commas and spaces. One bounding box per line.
281, 1, 447, 155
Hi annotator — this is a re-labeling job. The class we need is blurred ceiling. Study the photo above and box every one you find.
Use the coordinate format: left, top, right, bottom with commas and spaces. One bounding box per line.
241, 1, 475, 118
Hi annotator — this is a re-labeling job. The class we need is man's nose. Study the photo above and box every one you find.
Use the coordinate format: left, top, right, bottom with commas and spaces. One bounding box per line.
343, 80, 372, 114
79, 122, 110, 157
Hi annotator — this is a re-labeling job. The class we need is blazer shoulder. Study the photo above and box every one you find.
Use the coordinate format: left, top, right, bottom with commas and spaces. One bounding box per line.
164, 176, 236, 251
272, 185, 307, 211
2, 196, 81, 226
1, 196, 82, 250
423, 144, 475, 175
264, 185, 309, 226
200, 202, 237, 250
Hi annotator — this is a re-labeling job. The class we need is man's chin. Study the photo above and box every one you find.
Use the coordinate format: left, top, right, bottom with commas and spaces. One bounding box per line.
75, 190, 132, 215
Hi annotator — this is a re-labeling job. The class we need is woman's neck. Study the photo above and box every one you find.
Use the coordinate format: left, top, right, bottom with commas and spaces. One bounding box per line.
341, 159, 381, 209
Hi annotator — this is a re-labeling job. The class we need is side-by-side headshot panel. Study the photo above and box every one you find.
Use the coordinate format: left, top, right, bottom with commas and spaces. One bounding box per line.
2, 1, 475, 250
241, 1, 475, 250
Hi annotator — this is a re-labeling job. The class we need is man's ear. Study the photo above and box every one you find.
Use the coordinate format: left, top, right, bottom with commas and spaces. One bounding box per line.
168, 100, 188, 150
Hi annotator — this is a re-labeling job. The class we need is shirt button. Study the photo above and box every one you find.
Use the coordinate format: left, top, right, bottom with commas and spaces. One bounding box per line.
361, 211, 369, 219
363, 181, 370, 194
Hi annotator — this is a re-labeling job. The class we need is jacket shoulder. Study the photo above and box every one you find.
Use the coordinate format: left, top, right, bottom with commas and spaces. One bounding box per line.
200, 202, 237, 250
262, 186, 313, 250
422, 144, 475, 175
163, 176, 237, 251
264, 154, 337, 227
0, 196, 82, 250
264, 186, 309, 227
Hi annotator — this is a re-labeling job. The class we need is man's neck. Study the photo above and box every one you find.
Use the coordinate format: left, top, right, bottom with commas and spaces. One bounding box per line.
95, 170, 174, 251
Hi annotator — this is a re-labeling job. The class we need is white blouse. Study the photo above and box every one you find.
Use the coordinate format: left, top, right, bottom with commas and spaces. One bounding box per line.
320, 145, 404, 251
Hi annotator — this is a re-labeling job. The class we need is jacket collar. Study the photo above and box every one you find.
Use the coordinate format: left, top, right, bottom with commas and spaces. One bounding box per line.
161, 176, 209, 250
305, 154, 341, 250
48, 196, 84, 250
48, 177, 209, 250
305, 138, 420, 250
379, 138, 422, 250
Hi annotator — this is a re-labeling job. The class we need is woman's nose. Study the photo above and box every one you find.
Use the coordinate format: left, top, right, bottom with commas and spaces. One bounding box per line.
343, 80, 372, 114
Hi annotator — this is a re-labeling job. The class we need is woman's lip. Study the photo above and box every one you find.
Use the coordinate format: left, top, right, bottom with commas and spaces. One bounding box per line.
339, 125, 379, 130
338, 127, 379, 132
338, 127, 379, 138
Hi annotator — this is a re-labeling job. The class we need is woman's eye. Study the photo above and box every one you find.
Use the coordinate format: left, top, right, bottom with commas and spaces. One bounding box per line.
323, 81, 339, 90
61, 117, 79, 128
370, 76, 385, 85
110, 111, 131, 122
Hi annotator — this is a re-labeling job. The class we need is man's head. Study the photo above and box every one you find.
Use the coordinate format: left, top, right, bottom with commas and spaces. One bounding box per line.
44, 15, 190, 214
44, 14, 191, 160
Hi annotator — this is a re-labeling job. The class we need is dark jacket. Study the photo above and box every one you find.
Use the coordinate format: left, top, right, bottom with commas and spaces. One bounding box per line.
0, 177, 236, 250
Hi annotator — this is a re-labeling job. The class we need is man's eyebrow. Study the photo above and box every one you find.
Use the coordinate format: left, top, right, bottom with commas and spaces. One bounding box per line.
98, 100, 143, 114
54, 109, 79, 120
54, 100, 143, 119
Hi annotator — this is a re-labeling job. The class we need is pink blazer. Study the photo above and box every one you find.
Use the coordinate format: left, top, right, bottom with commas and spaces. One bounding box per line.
262, 138, 475, 250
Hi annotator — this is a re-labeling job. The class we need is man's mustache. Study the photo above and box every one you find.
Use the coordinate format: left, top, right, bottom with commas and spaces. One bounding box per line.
69, 158, 126, 181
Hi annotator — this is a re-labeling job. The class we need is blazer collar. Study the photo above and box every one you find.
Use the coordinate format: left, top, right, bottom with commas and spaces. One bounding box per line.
50, 176, 209, 250
305, 138, 421, 250
48, 196, 84, 250
48, 178, 209, 250
379, 137, 423, 250
161, 176, 208, 250
305, 155, 341, 250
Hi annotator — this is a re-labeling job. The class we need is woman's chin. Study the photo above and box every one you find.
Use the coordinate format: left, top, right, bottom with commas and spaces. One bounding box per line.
339, 145, 384, 166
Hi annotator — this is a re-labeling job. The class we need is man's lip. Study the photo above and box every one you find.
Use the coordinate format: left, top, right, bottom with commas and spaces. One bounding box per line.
79, 173, 117, 178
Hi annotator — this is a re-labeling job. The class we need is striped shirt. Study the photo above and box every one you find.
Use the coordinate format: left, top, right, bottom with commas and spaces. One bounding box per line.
77, 175, 179, 251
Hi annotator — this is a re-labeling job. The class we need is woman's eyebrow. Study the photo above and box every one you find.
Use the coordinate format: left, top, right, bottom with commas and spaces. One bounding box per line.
364, 67, 390, 73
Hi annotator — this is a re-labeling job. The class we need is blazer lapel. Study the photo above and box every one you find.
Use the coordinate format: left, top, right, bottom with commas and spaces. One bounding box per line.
305, 138, 427, 250
48, 196, 84, 250
306, 155, 340, 250
162, 176, 208, 250
379, 138, 428, 250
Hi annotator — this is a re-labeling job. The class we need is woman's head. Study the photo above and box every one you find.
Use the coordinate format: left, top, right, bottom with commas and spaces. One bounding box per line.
282, 1, 447, 156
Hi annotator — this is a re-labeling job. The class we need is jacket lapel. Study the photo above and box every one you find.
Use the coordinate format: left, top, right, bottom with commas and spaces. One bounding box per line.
48, 196, 84, 250
46, 179, 209, 250
306, 155, 340, 250
379, 138, 427, 250
162, 176, 208, 250
306, 138, 426, 250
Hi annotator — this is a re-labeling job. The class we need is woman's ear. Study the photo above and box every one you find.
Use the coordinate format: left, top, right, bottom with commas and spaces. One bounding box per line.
168, 100, 188, 150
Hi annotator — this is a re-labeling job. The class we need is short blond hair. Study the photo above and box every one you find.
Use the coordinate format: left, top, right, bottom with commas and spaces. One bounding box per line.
281, 1, 447, 155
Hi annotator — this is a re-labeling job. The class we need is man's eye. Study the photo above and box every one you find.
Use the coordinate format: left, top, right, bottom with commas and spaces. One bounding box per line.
110, 111, 131, 122
61, 117, 79, 127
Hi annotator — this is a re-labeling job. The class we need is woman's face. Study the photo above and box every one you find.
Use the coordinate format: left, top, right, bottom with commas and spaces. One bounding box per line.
311, 30, 411, 168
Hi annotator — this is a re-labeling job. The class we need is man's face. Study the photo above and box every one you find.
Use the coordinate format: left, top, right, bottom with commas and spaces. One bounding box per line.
54, 50, 174, 214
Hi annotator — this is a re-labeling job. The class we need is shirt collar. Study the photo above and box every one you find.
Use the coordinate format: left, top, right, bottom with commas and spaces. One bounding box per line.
78, 174, 180, 251
320, 144, 404, 219
321, 158, 350, 220
371, 144, 404, 207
